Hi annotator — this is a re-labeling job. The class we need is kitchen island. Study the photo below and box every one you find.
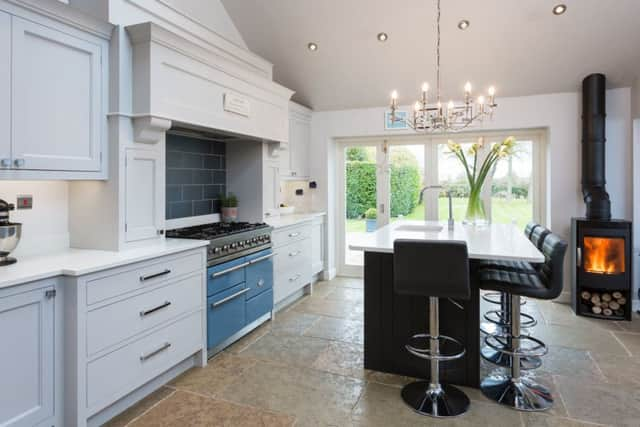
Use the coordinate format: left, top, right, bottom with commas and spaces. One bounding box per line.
349, 220, 544, 388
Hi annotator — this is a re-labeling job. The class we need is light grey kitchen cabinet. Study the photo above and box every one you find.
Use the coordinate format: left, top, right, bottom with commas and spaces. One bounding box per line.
0, 2, 111, 179
125, 148, 164, 243
281, 102, 311, 179
0, 10, 10, 169
0, 285, 56, 427
311, 215, 325, 275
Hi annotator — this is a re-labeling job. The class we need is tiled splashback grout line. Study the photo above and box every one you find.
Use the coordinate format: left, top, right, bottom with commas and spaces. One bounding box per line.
166, 133, 227, 220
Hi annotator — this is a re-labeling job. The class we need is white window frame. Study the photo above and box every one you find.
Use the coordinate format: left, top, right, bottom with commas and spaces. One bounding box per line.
335, 128, 548, 277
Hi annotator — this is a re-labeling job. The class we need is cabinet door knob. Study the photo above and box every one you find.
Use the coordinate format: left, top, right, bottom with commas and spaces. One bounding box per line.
14, 159, 25, 168
0, 159, 10, 168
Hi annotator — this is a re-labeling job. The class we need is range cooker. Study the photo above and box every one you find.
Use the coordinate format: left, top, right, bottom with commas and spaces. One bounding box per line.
167, 221, 275, 357
166, 222, 272, 266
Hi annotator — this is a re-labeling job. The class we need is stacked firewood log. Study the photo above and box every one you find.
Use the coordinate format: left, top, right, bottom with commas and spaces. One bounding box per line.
580, 291, 626, 317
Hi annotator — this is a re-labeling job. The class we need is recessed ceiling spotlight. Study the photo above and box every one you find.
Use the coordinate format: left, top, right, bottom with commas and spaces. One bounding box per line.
552, 4, 567, 15
307, 42, 318, 51
458, 20, 470, 30
377, 32, 388, 42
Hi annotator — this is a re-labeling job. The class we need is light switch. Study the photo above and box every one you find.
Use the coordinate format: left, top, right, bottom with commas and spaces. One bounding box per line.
17, 195, 33, 209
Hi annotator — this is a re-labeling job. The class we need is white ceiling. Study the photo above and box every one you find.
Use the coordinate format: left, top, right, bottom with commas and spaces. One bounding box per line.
221, 0, 640, 111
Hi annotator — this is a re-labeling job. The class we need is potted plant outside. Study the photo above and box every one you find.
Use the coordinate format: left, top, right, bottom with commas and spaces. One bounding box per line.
220, 193, 238, 223
365, 207, 377, 232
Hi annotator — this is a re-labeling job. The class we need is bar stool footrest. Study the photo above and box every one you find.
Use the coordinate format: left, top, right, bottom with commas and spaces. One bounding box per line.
406, 334, 466, 361
484, 334, 548, 358
484, 310, 537, 329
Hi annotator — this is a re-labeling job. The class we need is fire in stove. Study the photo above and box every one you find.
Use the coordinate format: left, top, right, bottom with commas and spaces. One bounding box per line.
583, 237, 625, 275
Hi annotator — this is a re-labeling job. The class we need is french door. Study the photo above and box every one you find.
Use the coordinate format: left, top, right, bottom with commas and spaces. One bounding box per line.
336, 130, 546, 277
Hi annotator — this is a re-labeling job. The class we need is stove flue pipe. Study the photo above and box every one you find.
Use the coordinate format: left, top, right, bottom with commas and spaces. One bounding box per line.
581, 73, 611, 220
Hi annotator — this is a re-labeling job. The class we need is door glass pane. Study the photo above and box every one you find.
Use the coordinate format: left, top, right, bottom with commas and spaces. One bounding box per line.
389, 145, 425, 222
491, 140, 533, 228
437, 142, 474, 221
345, 145, 377, 267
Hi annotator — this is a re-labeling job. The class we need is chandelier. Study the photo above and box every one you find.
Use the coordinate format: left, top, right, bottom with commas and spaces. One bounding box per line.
389, 0, 497, 132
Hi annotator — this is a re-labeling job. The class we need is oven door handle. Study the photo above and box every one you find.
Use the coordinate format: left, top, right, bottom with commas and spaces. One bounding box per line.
211, 262, 250, 278
249, 252, 275, 264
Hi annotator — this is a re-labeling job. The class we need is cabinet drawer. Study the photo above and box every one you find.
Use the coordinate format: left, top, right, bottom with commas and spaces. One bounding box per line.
87, 273, 202, 356
207, 257, 246, 297
245, 249, 274, 299
274, 264, 311, 304
86, 311, 202, 413
274, 238, 311, 274
247, 289, 273, 324
86, 251, 203, 305
207, 283, 247, 350
272, 223, 311, 248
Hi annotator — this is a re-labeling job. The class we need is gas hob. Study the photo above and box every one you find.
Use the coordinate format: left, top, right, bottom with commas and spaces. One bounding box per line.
166, 222, 272, 266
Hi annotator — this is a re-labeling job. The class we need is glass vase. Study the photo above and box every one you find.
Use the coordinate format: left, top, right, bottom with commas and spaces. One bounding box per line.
464, 192, 488, 226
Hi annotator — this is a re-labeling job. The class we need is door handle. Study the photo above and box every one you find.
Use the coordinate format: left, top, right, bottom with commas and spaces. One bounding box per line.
289, 274, 301, 282
249, 253, 275, 264
140, 269, 171, 282
211, 288, 250, 308
140, 342, 171, 362
288, 232, 300, 238
13, 158, 25, 168
576, 247, 582, 267
288, 250, 301, 257
0, 159, 10, 168
211, 262, 250, 278
140, 301, 171, 317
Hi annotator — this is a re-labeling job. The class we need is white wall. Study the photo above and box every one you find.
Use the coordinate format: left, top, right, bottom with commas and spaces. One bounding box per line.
632, 77, 640, 308
0, 182, 70, 257
311, 88, 634, 299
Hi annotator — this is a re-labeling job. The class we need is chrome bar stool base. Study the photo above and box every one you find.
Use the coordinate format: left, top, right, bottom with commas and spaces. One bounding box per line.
481, 346, 542, 370
480, 374, 553, 412
401, 382, 470, 417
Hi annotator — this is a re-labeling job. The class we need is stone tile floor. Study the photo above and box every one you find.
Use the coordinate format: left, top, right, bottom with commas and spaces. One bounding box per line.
105, 277, 640, 427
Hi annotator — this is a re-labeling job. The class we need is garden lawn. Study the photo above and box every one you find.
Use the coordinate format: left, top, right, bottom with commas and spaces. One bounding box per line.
346, 198, 532, 233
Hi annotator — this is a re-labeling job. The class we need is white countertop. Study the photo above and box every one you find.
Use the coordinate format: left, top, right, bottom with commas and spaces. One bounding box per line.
348, 220, 545, 263
0, 238, 209, 290
266, 212, 326, 229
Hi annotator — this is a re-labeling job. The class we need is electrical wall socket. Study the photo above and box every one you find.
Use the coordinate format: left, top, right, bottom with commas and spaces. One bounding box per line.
16, 195, 33, 209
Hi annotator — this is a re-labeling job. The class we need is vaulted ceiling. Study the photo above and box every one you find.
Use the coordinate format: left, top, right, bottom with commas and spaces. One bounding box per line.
222, 0, 640, 111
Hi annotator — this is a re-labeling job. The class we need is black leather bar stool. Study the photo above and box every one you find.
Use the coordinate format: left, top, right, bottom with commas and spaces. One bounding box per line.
479, 233, 568, 411
394, 239, 471, 418
480, 223, 543, 370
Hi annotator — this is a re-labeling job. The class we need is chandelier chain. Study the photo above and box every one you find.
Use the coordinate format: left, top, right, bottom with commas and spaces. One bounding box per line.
436, 0, 441, 103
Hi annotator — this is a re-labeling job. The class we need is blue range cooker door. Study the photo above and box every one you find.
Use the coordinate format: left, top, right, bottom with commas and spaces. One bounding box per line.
245, 249, 274, 323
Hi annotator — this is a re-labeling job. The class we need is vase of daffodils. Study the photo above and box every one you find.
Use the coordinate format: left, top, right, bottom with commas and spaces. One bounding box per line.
447, 136, 516, 226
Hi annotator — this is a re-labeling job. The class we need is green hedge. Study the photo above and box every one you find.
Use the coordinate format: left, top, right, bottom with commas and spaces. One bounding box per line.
346, 161, 421, 219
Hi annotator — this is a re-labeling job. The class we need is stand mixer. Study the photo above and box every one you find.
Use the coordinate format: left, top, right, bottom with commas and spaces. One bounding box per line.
0, 199, 21, 266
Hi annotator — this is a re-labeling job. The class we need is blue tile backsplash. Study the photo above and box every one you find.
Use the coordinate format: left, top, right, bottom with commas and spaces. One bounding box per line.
166, 133, 226, 219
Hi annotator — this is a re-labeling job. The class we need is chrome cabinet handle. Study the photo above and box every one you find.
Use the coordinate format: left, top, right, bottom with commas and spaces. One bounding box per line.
288, 232, 300, 238
288, 250, 301, 257
13, 158, 25, 168
140, 342, 171, 362
140, 269, 171, 282
576, 247, 582, 267
249, 253, 275, 264
211, 262, 249, 278
211, 288, 250, 308
289, 274, 301, 282
140, 301, 171, 317
448, 298, 465, 311
257, 278, 265, 287
0, 158, 10, 168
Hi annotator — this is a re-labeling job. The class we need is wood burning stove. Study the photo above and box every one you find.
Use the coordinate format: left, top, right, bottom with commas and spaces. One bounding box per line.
571, 74, 633, 320
571, 219, 632, 320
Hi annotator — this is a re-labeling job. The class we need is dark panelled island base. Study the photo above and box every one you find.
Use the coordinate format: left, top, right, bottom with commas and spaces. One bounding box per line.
364, 251, 481, 388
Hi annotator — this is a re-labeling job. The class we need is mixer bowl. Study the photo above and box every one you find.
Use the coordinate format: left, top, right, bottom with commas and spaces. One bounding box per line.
0, 223, 22, 261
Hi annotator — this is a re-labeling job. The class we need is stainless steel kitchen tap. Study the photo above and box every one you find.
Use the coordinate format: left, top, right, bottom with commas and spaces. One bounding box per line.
419, 185, 454, 231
